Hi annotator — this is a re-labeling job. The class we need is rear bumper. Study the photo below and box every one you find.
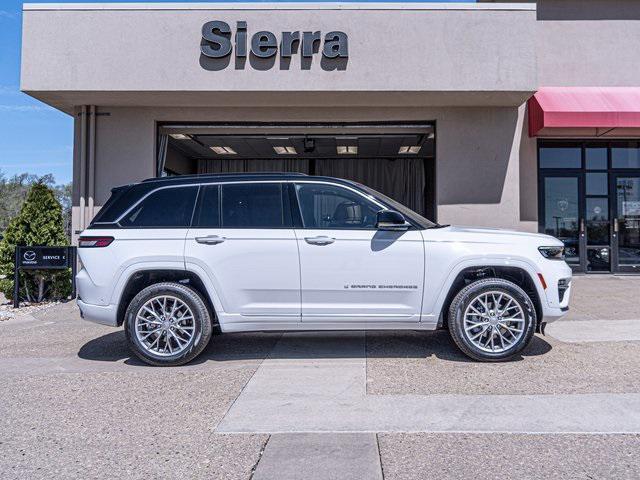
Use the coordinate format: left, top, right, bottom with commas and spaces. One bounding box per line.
77, 300, 118, 327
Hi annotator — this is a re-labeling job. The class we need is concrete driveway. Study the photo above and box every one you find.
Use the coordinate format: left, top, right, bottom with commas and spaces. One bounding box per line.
1, 276, 640, 479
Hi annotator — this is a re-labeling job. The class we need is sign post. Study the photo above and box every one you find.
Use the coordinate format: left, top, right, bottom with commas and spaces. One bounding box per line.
13, 248, 19, 308
13, 246, 77, 308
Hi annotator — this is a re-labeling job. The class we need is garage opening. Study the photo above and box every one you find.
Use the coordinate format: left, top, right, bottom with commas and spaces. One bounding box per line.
157, 122, 436, 220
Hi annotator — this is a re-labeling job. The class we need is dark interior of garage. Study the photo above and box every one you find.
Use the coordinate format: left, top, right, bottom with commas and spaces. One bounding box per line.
157, 123, 436, 220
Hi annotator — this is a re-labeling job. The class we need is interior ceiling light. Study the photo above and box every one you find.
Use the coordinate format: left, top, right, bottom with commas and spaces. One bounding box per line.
337, 146, 358, 154
398, 145, 422, 154
169, 133, 190, 140
273, 146, 297, 154
210, 146, 237, 155
304, 138, 315, 153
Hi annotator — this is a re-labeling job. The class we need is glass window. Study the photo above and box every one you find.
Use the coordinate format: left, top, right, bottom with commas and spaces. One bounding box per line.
585, 148, 608, 170
586, 197, 608, 222
586, 173, 608, 196
612, 145, 640, 168
543, 177, 580, 266
539, 147, 581, 169
193, 185, 220, 228
586, 197, 609, 246
221, 183, 287, 228
120, 186, 198, 228
295, 183, 380, 229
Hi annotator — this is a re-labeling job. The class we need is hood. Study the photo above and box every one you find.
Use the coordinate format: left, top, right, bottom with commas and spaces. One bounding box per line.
442, 225, 563, 245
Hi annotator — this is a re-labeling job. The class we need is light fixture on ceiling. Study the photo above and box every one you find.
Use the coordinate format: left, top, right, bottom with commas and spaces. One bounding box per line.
210, 146, 237, 155
398, 145, 422, 154
337, 146, 358, 154
304, 138, 315, 153
273, 146, 297, 154
169, 133, 190, 140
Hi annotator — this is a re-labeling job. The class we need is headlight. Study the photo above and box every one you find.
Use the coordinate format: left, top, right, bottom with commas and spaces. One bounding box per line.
538, 246, 565, 260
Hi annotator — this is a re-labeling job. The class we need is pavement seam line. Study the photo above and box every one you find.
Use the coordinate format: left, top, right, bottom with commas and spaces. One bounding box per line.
375, 432, 385, 480
365, 330, 369, 395
249, 434, 271, 480
212, 332, 284, 431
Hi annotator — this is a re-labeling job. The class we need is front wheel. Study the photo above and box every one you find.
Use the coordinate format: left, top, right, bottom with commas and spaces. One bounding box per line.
448, 278, 536, 362
124, 282, 213, 366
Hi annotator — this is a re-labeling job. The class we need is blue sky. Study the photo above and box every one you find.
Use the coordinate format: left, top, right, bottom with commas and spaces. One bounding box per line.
0, 0, 470, 184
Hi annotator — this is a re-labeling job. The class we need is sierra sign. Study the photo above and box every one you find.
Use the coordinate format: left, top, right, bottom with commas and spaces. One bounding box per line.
201, 21, 349, 59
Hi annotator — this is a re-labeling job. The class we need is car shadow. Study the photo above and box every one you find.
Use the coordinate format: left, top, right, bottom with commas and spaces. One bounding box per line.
77, 329, 552, 366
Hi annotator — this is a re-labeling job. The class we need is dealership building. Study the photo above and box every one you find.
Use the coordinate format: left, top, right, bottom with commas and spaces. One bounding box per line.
20, 1, 640, 274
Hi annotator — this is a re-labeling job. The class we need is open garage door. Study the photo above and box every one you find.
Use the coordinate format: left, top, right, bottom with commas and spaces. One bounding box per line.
157, 123, 435, 219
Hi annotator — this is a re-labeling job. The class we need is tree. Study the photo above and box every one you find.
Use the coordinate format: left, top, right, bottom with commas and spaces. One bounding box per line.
0, 171, 72, 239
0, 182, 71, 303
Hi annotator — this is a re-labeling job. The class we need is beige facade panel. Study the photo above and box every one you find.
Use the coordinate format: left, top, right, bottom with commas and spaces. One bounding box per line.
21, 4, 536, 110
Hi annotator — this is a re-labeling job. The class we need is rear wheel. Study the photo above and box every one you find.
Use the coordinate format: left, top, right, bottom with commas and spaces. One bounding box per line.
448, 278, 536, 362
124, 282, 213, 366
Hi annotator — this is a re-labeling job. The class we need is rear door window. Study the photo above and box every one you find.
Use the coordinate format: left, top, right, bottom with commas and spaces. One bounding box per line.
120, 186, 198, 228
193, 185, 220, 228
221, 183, 289, 228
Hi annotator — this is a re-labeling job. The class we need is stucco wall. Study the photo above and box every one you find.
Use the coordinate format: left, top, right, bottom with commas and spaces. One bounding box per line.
21, 5, 536, 98
77, 104, 537, 232
537, 0, 640, 86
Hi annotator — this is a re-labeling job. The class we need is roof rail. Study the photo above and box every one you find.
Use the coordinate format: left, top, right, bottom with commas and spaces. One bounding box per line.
141, 172, 308, 183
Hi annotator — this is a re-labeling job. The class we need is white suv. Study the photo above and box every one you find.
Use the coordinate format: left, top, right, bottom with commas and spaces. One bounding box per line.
76, 173, 572, 366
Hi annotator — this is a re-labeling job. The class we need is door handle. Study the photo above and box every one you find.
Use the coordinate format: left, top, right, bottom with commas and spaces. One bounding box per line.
195, 235, 226, 245
304, 236, 335, 246
579, 218, 585, 237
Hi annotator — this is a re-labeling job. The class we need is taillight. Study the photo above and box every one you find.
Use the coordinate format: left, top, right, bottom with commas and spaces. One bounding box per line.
78, 236, 114, 248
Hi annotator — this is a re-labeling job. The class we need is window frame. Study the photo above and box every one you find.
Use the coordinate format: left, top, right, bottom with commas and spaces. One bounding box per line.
114, 179, 424, 231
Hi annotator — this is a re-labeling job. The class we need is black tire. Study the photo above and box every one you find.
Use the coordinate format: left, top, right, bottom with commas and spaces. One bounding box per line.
124, 282, 213, 366
447, 278, 536, 362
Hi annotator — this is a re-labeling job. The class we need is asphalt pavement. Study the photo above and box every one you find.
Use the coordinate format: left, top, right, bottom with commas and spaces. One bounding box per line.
1, 275, 639, 479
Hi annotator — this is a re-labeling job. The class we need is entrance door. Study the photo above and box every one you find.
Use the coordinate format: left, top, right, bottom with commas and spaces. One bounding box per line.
612, 175, 640, 273
540, 172, 615, 273
540, 174, 583, 272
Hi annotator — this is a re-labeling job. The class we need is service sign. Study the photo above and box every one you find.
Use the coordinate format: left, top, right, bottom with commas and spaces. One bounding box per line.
18, 246, 70, 270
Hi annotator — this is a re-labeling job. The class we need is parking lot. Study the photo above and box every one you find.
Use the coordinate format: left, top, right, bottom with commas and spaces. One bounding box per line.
2, 276, 640, 479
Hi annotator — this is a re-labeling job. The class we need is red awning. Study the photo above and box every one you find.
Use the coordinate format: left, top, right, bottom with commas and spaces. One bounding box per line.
528, 87, 640, 137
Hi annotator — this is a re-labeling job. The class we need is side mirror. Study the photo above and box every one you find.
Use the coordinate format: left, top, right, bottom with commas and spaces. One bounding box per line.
376, 210, 409, 231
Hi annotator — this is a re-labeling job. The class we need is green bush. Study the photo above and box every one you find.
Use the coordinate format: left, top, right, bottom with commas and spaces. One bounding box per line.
0, 182, 71, 303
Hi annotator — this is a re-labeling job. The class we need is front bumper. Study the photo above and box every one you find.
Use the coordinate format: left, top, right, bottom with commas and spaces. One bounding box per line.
77, 300, 118, 327
538, 260, 573, 323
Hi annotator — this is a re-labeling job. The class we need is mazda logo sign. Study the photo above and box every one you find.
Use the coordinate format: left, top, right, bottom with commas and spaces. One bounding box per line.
23, 251, 36, 262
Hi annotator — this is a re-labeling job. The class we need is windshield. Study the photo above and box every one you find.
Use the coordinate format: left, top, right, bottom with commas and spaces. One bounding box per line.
354, 183, 437, 229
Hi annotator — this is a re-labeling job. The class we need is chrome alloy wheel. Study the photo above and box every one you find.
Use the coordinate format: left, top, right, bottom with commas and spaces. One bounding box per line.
463, 291, 525, 354
134, 295, 195, 357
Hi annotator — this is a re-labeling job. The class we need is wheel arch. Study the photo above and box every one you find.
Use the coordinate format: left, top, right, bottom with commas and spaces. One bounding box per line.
115, 269, 216, 327
438, 265, 543, 331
